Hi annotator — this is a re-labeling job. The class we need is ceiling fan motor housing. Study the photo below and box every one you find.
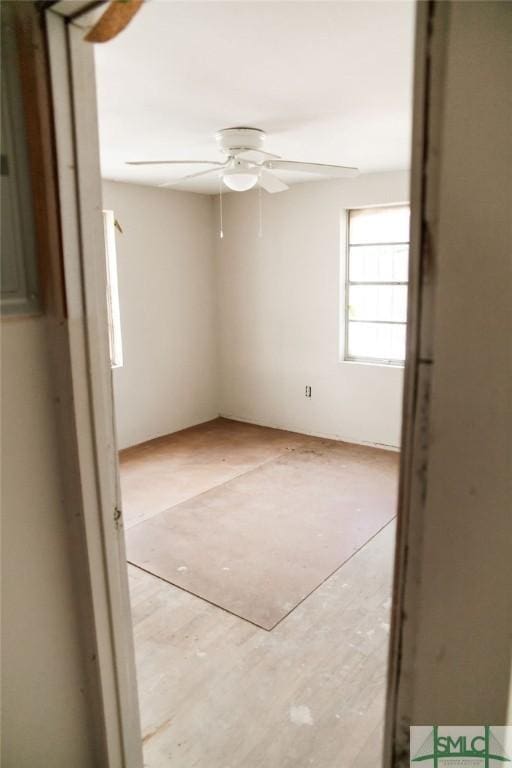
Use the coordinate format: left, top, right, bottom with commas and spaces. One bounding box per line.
216, 127, 265, 156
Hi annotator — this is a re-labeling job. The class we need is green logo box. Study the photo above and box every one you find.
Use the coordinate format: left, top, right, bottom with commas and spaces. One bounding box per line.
410, 726, 512, 766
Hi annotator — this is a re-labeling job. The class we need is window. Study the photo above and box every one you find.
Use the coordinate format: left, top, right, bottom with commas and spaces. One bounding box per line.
103, 210, 123, 368
345, 204, 410, 365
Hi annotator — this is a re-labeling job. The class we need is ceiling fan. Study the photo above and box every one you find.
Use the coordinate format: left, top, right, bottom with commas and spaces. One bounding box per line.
126, 127, 359, 193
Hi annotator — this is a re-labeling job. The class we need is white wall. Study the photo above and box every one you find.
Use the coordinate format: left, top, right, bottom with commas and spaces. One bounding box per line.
102, 181, 218, 449
1, 319, 97, 767
215, 171, 409, 448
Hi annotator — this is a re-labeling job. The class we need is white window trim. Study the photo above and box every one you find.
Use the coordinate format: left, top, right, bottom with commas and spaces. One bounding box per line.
343, 205, 409, 366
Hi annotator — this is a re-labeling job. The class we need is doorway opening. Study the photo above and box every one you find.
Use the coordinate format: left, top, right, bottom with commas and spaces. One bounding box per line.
94, 2, 415, 764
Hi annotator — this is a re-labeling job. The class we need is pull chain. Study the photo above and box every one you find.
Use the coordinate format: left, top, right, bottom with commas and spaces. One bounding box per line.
219, 177, 224, 239
258, 183, 263, 238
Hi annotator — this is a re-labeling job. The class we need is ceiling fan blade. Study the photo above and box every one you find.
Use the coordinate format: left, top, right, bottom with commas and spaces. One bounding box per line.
236, 149, 282, 163
258, 169, 289, 194
159, 165, 226, 188
84, 0, 143, 44
126, 159, 225, 166
266, 160, 359, 178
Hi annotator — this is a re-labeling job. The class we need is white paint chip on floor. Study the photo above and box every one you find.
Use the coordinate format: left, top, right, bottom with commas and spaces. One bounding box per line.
289, 705, 314, 726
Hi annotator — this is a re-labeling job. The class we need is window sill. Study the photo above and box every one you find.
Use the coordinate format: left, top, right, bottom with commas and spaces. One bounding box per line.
339, 358, 405, 370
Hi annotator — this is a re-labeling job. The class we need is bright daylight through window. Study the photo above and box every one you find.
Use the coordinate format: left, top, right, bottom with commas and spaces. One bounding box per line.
103, 209, 123, 369
345, 204, 410, 364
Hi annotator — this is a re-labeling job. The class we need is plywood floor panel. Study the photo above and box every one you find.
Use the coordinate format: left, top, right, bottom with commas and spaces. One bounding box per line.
125, 434, 397, 629
120, 418, 307, 529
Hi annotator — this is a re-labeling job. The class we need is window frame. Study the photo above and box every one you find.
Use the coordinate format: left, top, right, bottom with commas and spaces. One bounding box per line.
344, 205, 409, 366
102, 209, 124, 369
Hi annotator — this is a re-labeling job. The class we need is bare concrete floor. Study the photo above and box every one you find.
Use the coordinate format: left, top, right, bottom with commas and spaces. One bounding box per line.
121, 419, 398, 768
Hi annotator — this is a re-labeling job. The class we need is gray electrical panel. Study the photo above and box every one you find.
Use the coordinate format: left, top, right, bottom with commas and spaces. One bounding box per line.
1, 13, 40, 316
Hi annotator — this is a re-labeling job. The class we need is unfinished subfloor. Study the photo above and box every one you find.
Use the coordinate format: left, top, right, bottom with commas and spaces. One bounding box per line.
120, 418, 398, 768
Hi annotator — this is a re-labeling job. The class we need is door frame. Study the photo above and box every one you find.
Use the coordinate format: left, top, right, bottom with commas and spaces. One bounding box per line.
44, 5, 142, 766
42, 2, 441, 766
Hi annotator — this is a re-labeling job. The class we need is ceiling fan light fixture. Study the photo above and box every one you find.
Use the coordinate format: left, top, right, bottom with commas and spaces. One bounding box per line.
222, 170, 258, 192
127, 128, 359, 193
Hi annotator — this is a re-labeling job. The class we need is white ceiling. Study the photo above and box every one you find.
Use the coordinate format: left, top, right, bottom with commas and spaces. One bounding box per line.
94, 1, 415, 194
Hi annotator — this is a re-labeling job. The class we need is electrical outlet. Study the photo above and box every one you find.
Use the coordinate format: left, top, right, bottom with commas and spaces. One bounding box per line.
305, 385, 312, 398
